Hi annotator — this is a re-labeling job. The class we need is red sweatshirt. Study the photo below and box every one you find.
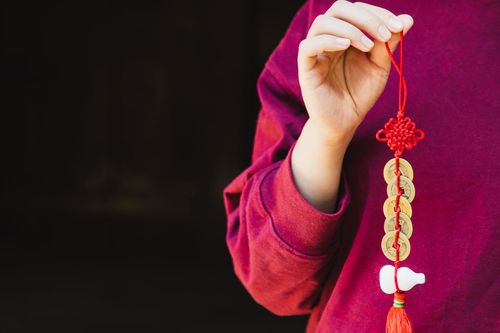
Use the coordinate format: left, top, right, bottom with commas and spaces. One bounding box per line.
223, 0, 499, 332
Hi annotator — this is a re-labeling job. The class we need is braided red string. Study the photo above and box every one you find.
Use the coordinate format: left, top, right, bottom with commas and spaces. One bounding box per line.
376, 32, 425, 293
375, 32, 425, 157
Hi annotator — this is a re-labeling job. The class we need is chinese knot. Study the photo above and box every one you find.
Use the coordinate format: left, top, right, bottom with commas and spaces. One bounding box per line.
376, 115, 424, 156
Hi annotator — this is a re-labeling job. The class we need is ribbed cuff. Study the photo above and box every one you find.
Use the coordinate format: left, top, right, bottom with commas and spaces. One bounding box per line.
259, 145, 351, 256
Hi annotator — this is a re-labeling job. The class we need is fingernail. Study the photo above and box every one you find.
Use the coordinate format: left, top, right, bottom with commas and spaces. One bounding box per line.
388, 18, 403, 31
337, 38, 350, 47
378, 25, 392, 41
361, 36, 374, 49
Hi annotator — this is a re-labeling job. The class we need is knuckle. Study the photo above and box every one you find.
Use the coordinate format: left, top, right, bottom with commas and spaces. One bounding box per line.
381, 7, 397, 17
313, 14, 327, 26
345, 24, 361, 37
329, 1, 344, 14
383, 11, 397, 20
298, 39, 308, 52
355, 31, 365, 42
309, 15, 331, 37
370, 15, 384, 26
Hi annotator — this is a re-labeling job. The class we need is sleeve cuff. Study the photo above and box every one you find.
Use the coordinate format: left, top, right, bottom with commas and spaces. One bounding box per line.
259, 145, 351, 256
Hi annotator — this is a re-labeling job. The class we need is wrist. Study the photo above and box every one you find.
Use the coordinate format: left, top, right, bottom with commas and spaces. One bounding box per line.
291, 118, 350, 213
302, 118, 354, 151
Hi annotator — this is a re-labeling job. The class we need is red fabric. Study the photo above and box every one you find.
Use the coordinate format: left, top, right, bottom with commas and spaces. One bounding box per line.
223, 0, 499, 332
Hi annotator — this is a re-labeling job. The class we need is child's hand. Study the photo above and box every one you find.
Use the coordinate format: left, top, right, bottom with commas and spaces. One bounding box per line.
298, 1, 413, 144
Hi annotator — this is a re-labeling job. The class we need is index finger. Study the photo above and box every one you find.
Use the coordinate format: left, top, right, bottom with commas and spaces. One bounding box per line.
325, 0, 392, 42
353, 2, 405, 33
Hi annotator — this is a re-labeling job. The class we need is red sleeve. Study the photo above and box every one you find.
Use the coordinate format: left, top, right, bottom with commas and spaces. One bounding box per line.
223, 1, 352, 316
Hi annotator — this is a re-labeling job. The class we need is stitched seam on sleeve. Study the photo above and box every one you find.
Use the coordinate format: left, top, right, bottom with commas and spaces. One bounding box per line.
256, 163, 330, 260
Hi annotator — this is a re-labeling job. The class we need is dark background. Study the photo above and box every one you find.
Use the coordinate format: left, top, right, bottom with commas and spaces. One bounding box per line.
0, 0, 308, 332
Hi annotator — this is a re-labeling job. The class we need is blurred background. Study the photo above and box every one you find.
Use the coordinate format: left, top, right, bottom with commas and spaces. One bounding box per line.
0, 0, 309, 332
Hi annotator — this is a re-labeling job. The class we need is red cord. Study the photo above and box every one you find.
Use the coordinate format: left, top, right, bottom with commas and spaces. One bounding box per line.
384, 35, 407, 117
391, 32, 404, 293
394, 158, 402, 292
377, 31, 425, 293
376, 31, 425, 155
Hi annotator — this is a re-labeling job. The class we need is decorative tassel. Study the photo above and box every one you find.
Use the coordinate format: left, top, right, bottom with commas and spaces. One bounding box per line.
386, 292, 414, 333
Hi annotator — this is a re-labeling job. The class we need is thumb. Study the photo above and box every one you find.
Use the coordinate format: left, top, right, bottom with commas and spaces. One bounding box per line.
370, 14, 414, 70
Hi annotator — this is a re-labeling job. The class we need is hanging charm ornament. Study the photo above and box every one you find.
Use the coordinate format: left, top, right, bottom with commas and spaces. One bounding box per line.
375, 31, 426, 333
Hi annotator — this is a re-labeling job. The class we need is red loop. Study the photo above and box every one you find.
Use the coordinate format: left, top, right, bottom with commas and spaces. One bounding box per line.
415, 129, 425, 140
375, 129, 388, 142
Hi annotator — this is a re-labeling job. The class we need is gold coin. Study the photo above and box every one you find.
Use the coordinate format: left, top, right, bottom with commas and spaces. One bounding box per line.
383, 158, 414, 184
383, 195, 412, 218
387, 175, 416, 203
381, 231, 411, 261
384, 212, 414, 238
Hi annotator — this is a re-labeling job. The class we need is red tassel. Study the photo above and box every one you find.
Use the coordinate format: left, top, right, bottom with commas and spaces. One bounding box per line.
386, 292, 414, 333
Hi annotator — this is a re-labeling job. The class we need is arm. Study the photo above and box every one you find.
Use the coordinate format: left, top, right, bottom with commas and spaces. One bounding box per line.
291, 119, 351, 213
224, 0, 414, 315
223, 65, 352, 315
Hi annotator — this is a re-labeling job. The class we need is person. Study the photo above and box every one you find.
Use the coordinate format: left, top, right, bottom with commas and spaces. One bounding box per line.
223, 0, 499, 332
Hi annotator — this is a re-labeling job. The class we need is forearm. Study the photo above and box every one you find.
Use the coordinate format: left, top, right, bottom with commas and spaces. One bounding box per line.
291, 118, 353, 213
